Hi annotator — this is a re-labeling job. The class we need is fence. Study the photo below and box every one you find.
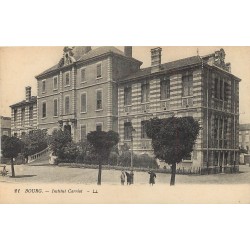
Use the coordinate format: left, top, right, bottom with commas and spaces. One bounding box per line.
58, 163, 239, 175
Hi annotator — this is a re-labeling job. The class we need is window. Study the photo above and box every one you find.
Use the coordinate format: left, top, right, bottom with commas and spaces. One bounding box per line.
21, 108, 25, 125
96, 90, 102, 110
42, 80, 46, 93
141, 121, 148, 139
80, 125, 87, 140
14, 109, 17, 122
42, 102, 46, 118
124, 86, 132, 106
65, 72, 70, 86
124, 122, 132, 140
29, 106, 33, 119
80, 68, 86, 83
53, 76, 58, 90
182, 73, 193, 97
214, 78, 219, 98
246, 135, 250, 143
224, 82, 228, 101
141, 80, 149, 103
14, 133, 17, 137
53, 99, 58, 117
220, 80, 223, 100
160, 77, 170, 100
96, 63, 102, 78
65, 96, 70, 115
3, 131, 9, 136
96, 123, 102, 132
21, 132, 26, 137
81, 93, 87, 113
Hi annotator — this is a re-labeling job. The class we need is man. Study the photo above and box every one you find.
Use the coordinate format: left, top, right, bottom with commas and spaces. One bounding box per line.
148, 170, 156, 186
120, 171, 125, 185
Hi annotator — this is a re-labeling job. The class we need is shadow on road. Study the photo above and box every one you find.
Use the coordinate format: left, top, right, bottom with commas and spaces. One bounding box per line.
9, 175, 37, 178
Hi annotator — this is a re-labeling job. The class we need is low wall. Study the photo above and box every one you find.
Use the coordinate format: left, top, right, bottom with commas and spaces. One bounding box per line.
58, 163, 239, 175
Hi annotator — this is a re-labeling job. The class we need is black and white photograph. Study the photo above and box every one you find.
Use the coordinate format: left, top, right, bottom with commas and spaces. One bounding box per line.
1, 46, 250, 203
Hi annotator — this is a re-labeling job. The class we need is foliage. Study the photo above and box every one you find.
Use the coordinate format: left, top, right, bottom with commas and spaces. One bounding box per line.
134, 154, 158, 169
145, 116, 200, 185
1, 135, 22, 177
87, 130, 120, 162
21, 129, 48, 156
1, 135, 22, 159
108, 152, 119, 166
47, 129, 72, 159
87, 130, 120, 185
145, 116, 200, 165
60, 141, 80, 162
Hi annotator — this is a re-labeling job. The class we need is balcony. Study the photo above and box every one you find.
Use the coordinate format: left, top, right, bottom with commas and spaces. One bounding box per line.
140, 103, 150, 113
123, 105, 132, 113
182, 97, 193, 108
160, 100, 170, 110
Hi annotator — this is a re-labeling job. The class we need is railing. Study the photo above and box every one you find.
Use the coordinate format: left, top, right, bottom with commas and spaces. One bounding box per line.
141, 140, 151, 149
182, 97, 193, 107
160, 100, 170, 110
28, 147, 50, 163
123, 105, 132, 113
141, 103, 150, 112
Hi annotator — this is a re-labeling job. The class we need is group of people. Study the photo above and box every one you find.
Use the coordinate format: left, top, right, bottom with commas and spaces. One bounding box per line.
120, 170, 134, 185
120, 170, 157, 186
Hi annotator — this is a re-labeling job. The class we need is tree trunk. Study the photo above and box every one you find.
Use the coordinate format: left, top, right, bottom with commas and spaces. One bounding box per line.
11, 157, 15, 177
97, 163, 102, 185
170, 163, 176, 186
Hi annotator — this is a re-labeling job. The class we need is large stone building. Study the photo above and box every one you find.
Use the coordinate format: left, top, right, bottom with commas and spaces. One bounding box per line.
118, 47, 240, 169
10, 86, 38, 137
9, 46, 240, 169
35, 46, 141, 140
0, 116, 11, 137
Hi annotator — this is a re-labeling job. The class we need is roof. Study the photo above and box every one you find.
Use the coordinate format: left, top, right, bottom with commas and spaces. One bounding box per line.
240, 124, 250, 131
36, 46, 142, 78
10, 96, 37, 108
120, 56, 201, 82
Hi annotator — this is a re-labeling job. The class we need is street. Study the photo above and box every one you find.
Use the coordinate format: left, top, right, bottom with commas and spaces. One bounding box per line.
1, 164, 250, 185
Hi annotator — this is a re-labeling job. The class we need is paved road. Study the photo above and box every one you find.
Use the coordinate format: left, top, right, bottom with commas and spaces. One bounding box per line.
1, 164, 250, 185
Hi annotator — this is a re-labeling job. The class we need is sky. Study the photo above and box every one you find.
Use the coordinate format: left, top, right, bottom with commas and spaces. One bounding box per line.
0, 46, 250, 123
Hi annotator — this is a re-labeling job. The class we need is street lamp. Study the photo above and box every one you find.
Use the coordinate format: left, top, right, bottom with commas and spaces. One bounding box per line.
131, 127, 136, 170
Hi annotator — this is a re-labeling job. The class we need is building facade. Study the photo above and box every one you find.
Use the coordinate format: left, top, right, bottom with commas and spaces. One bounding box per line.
10, 86, 38, 137
0, 116, 11, 137
239, 124, 250, 153
118, 48, 240, 169
35, 46, 142, 141
9, 46, 240, 169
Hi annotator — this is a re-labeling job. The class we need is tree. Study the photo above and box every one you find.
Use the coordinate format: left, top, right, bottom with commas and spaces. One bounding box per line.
47, 129, 72, 160
1, 135, 22, 177
146, 116, 200, 186
87, 130, 120, 185
21, 129, 48, 158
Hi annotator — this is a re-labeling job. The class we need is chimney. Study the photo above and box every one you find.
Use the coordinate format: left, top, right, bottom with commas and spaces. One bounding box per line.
25, 86, 31, 101
124, 46, 132, 57
151, 47, 162, 73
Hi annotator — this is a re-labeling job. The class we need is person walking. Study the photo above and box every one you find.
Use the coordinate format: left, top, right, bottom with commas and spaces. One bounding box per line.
120, 171, 125, 185
130, 170, 134, 184
125, 171, 131, 185
148, 170, 156, 186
